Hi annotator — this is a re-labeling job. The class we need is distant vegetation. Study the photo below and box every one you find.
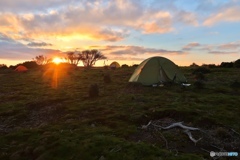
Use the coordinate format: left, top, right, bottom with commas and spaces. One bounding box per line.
0, 64, 8, 70
33, 55, 52, 65
65, 49, 107, 68
121, 64, 129, 68
2, 58, 240, 71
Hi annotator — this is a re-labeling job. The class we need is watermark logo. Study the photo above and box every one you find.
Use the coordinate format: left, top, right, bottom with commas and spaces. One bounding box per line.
210, 151, 238, 157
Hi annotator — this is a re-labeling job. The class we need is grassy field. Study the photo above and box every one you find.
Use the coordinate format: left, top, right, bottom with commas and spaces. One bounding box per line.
0, 66, 239, 160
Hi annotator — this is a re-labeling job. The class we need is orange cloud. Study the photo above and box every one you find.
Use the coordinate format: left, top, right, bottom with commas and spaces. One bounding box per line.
89, 45, 187, 56
183, 42, 201, 50
203, 6, 240, 26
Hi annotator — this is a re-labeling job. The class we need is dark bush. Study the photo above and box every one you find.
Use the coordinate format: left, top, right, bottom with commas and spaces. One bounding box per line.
21, 61, 38, 69
0, 64, 8, 70
132, 64, 139, 67
220, 62, 234, 68
234, 59, 240, 68
121, 64, 129, 68
103, 73, 111, 83
89, 84, 99, 98
207, 64, 217, 68
192, 67, 210, 74
230, 80, 240, 89
189, 63, 199, 68
103, 65, 108, 69
195, 72, 205, 81
194, 80, 205, 89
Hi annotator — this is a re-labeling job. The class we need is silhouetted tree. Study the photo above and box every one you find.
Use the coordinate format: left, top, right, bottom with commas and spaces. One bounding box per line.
65, 51, 81, 66
189, 63, 199, 67
34, 55, 51, 65
80, 49, 106, 68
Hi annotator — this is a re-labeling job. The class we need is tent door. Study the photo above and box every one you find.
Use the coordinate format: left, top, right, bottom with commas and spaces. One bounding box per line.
159, 67, 167, 82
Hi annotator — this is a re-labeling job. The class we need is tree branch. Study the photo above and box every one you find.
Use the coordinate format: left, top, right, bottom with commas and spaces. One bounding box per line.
184, 130, 202, 145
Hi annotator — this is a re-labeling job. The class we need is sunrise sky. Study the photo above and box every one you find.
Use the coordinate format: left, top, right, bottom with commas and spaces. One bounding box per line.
0, 0, 240, 66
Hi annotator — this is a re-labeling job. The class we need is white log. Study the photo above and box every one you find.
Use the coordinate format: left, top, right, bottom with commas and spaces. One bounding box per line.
161, 122, 200, 131
141, 121, 152, 129
184, 130, 202, 145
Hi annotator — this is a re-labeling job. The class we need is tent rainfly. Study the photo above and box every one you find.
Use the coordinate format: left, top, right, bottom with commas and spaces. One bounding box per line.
129, 56, 187, 85
15, 65, 28, 72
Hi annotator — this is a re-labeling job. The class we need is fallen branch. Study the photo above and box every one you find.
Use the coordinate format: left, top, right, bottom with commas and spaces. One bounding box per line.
200, 148, 210, 153
141, 121, 152, 130
153, 122, 200, 131
157, 131, 168, 149
184, 130, 202, 145
210, 144, 225, 152
141, 121, 202, 146
231, 128, 240, 136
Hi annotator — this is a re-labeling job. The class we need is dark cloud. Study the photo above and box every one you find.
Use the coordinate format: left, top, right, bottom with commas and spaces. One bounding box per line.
27, 42, 52, 47
217, 43, 240, 50
182, 41, 240, 55
0, 38, 61, 60
108, 56, 145, 61
0, 0, 76, 13
209, 51, 237, 54
94, 45, 185, 56
0, 33, 14, 42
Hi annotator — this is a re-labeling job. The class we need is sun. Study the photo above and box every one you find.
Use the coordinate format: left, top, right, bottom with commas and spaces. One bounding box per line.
52, 57, 63, 64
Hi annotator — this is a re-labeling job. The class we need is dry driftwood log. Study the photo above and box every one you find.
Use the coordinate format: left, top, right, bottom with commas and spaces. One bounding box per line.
157, 122, 200, 131
184, 130, 202, 145
141, 121, 202, 145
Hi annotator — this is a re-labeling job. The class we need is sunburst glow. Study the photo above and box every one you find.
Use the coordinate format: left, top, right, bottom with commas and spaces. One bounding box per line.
52, 57, 63, 64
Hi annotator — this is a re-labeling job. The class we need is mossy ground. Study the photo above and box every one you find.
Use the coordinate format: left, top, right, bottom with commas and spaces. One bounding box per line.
0, 66, 239, 160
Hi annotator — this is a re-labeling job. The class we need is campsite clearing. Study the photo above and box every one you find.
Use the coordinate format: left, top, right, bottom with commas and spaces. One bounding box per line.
0, 67, 239, 160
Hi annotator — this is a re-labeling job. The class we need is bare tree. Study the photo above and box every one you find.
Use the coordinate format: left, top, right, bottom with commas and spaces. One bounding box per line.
65, 51, 81, 66
80, 49, 107, 68
33, 55, 51, 65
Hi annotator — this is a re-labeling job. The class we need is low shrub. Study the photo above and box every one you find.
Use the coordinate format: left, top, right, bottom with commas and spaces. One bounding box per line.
192, 67, 210, 75
194, 72, 205, 81
193, 80, 205, 89
121, 64, 129, 68
103, 65, 108, 69
230, 80, 240, 89
103, 73, 111, 84
89, 84, 99, 98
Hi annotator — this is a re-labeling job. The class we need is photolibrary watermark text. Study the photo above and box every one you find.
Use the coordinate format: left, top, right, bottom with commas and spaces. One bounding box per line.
210, 151, 238, 157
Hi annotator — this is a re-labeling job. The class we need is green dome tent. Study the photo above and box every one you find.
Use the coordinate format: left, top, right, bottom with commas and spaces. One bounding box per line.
129, 56, 187, 85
